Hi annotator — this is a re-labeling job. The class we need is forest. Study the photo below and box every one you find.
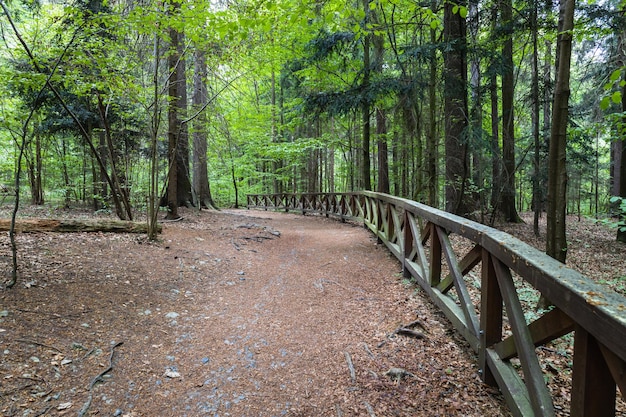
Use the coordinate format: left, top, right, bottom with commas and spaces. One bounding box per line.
0, 0, 624, 241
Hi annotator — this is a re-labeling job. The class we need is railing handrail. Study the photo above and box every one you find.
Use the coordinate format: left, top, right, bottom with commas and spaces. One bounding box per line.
248, 191, 626, 417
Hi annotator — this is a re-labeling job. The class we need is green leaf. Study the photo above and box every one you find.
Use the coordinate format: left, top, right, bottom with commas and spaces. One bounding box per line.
452, 5, 458, 14
459, 6, 468, 18
600, 96, 610, 110
610, 69, 622, 82
369, 1, 377, 10
611, 91, 622, 104
610, 196, 622, 203
430, 19, 438, 29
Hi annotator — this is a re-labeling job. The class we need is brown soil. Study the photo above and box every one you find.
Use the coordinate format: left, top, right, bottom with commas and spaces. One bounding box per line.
1, 207, 624, 416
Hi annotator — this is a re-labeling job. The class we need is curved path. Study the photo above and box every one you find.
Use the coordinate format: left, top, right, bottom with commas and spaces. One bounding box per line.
0, 209, 510, 416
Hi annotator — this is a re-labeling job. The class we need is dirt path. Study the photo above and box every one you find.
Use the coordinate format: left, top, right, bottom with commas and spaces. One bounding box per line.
1, 208, 510, 416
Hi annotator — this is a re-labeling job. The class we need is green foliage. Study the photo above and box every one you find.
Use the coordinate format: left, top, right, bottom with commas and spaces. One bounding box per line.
600, 67, 625, 111
609, 196, 626, 233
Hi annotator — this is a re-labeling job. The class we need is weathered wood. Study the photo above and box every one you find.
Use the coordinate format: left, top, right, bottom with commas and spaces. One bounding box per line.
493, 257, 555, 416
0, 219, 161, 233
437, 244, 482, 293
480, 251, 503, 387
599, 344, 626, 396
571, 327, 616, 417
429, 223, 442, 286
495, 307, 575, 361
437, 226, 480, 337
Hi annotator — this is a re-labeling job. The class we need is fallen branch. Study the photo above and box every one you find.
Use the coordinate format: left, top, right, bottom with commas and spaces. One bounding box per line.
77, 341, 123, 417
16, 338, 62, 353
393, 327, 425, 339
363, 401, 376, 417
344, 351, 356, 382
362, 343, 375, 359
0, 219, 160, 234
403, 319, 427, 332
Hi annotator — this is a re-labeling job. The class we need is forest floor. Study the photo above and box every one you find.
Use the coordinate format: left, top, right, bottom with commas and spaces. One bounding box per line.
0, 205, 625, 417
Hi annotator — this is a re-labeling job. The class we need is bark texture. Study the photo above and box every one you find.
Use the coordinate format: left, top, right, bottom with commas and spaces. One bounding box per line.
443, 0, 470, 216
546, 0, 574, 263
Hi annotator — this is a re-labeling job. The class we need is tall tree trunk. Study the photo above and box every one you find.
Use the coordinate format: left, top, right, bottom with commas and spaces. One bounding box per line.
166, 17, 181, 219
531, 0, 541, 236
427, 0, 439, 207
616, 24, 626, 243
176, 32, 192, 207
192, 48, 216, 210
96, 94, 133, 220
489, 5, 501, 217
376, 108, 389, 193
370, 8, 388, 194
61, 138, 71, 208
546, 0, 574, 263
500, 0, 521, 222
443, 0, 470, 215
28, 125, 44, 205
469, 0, 483, 217
361, 0, 372, 190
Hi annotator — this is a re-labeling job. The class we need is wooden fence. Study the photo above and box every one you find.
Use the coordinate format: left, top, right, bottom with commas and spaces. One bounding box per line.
247, 191, 626, 417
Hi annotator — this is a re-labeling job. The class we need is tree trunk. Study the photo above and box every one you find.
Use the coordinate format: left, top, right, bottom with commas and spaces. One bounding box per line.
500, 0, 521, 222
546, 0, 574, 264
29, 126, 44, 205
617, 25, 626, 243
469, 0, 483, 217
443, 0, 470, 216
192, 48, 217, 210
176, 32, 193, 208
376, 108, 389, 193
489, 6, 501, 218
361, 0, 372, 191
167, 17, 181, 219
370, 9, 389, 194
96, 94, 133, 220
531, 0, 541, 236
427, 0, 439, 207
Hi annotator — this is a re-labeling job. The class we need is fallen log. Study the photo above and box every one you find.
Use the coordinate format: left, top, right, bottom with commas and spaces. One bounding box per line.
0, 219, 161, 233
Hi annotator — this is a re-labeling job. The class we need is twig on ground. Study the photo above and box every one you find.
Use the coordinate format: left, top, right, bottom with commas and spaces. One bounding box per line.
34, 406, 52, 416
77, 341, 123, 417
16, 338, 62, 353
393, 327, 425, 339
363, 401, 376, 416
362, 342, 375, 359
404, 319, 427, 332
335, 404, 343, 417
161, 217, 184, 223
344, 351, 356, 382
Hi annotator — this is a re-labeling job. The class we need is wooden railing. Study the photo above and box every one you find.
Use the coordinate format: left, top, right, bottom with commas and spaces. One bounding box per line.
247, 191, 626, 417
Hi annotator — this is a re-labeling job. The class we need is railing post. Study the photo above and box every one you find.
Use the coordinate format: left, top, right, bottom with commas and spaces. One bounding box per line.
402, 211, 413, 279
429, 223, 441, 286
479, 251, 502, 386
571, 326, 616, 417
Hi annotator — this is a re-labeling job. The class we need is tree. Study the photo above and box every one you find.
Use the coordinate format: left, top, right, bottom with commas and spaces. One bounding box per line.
361, 0, 372, 191
617, 19, 626, 243
500, 0, 522, 222
192, 47, 217, 210
166, 4, 182, 220
443, 0, 471, 215
546, 0, 575, 264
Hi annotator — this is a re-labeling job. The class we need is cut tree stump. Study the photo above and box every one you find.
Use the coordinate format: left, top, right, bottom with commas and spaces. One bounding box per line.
0, 219, 161, 234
